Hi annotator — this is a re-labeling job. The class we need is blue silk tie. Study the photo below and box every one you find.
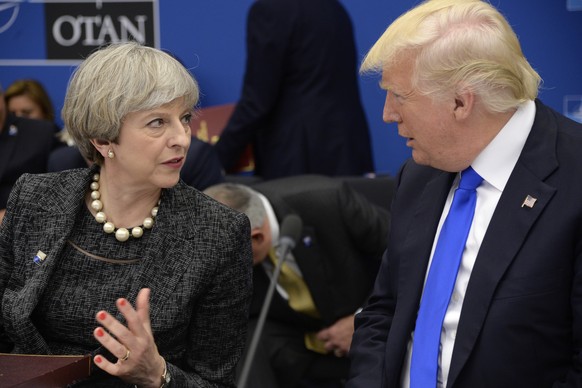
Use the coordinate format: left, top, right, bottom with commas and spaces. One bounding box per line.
410, 167, 483, 388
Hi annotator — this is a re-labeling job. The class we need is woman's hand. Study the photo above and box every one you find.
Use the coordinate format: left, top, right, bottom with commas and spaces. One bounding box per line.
93, 288, 166, 388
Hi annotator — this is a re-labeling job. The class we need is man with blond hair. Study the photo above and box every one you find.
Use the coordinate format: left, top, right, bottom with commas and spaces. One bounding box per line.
347, 1, 582, 387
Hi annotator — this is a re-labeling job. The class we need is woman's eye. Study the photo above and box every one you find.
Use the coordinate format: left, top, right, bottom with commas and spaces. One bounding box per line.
182, 113, 193, 124
148, 119, 164, 128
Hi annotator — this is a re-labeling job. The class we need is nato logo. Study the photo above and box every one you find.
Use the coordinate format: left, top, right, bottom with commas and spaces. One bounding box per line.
564, 96, 582, 124
0, 0, 159, 64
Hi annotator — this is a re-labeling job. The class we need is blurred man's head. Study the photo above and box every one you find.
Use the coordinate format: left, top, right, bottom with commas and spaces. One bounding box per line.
204, 183, 273, 264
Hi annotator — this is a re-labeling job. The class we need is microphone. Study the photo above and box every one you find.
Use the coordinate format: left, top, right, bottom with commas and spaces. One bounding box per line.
237, 214, 303, 388
278, 213, 302, 252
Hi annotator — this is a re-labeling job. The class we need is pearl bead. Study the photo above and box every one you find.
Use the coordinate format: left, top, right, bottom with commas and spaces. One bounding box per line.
91, 199, 103, 211
103, 222, 115, 234
95, 212, 107, 223
143, 217, 154, 229
132, 227, 144, 238
90, 173, 159, 242
115, 228, 130, 242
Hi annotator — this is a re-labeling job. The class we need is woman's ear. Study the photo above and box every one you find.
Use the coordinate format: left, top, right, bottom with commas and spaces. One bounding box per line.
90, 138, 111, 159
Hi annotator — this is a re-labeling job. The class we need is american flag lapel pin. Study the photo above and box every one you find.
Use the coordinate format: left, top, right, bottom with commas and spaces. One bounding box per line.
33, 250, 47, 265
521, 195, 537, 209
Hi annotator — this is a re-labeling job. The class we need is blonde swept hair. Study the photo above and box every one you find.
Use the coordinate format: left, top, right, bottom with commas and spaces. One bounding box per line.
361, 0, 541, 113
62, 42, 199, 165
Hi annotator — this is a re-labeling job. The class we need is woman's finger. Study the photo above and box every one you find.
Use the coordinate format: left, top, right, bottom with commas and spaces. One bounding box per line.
93, 325, 130, 364
135, 288, 153, 335
95, 310, 131, 341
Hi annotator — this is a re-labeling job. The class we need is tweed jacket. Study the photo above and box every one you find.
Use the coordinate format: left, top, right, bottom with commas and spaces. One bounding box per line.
0, 167, 253, 387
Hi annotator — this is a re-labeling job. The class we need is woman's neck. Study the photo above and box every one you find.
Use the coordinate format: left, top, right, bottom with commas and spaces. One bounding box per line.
87, 168, 161, 228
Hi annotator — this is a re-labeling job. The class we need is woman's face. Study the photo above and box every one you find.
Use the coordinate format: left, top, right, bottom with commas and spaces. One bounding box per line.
8, 94, 45, 120
108, 97, 192, 190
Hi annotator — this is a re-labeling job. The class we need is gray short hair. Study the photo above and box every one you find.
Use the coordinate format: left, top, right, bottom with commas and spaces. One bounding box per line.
62, 42, 199, 164
204, 183, 266, 229
361, 0, 541, 113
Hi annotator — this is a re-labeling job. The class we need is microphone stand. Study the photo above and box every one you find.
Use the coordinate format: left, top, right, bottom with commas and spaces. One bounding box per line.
237, 241, 294, 388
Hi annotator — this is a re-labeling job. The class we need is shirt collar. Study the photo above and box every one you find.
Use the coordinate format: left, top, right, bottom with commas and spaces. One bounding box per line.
472, 100, 536, 191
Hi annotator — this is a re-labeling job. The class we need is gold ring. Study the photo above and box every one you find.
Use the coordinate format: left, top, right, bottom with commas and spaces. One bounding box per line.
120, 348, 130, 362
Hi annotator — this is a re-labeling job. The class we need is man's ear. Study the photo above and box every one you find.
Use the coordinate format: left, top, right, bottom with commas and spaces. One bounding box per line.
453, 88, 474, 121
251, 228, 265, 245
250, 227, 269, 265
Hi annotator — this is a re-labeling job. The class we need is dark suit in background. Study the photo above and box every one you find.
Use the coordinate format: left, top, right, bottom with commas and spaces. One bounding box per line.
214, 0, 374, 179
247, 175, 389, 387
0, 114, 58, 209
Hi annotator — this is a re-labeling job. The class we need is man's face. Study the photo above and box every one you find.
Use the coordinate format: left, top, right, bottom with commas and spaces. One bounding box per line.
251, 218, 273, 265
380, 54, 471, 172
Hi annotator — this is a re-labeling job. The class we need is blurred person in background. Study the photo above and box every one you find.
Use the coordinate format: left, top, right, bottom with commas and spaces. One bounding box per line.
0, 83, 57, 223
214, 0, 374, 179
205, 177, 389, 388
5, 79, 61, 134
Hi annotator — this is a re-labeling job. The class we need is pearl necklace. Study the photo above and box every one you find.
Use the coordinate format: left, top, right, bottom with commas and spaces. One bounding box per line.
89, 173, 159, 242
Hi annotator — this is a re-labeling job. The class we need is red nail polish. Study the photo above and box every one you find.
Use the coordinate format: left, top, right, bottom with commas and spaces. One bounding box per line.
95, 356, 102, 363
96, 328, 104, 337
119, 299, 127, 307
97, 312, 106, 321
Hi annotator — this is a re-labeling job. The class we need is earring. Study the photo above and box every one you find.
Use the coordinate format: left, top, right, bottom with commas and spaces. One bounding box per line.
107, 149, 115, 159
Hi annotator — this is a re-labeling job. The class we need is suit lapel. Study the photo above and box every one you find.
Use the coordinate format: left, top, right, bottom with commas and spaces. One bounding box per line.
8, 170, 89, 353
397, 170, 454, 313
385, 170, 455, 385
447, 100, 559, 387
132, 184, 198, 323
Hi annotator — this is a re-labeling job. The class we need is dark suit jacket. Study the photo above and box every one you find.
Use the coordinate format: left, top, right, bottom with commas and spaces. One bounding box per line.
246, 175, 389, 385
347, 100, 582, 388
215, 0, 373, 178
0, 114, 59, 209
48, 137, 225, 191
0, 168, 252, 387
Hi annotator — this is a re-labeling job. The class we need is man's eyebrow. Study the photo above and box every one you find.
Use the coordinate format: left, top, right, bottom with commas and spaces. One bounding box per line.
379, 80, 391, 90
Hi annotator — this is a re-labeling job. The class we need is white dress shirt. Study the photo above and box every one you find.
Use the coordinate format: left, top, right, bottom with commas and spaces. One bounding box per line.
401, 100, 536, 388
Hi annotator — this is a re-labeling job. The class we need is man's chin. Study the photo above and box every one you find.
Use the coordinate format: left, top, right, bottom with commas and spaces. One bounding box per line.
411, 152, 429, 166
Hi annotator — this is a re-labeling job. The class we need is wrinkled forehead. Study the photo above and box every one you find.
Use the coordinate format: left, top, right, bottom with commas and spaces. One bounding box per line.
380, 56, 415, 93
